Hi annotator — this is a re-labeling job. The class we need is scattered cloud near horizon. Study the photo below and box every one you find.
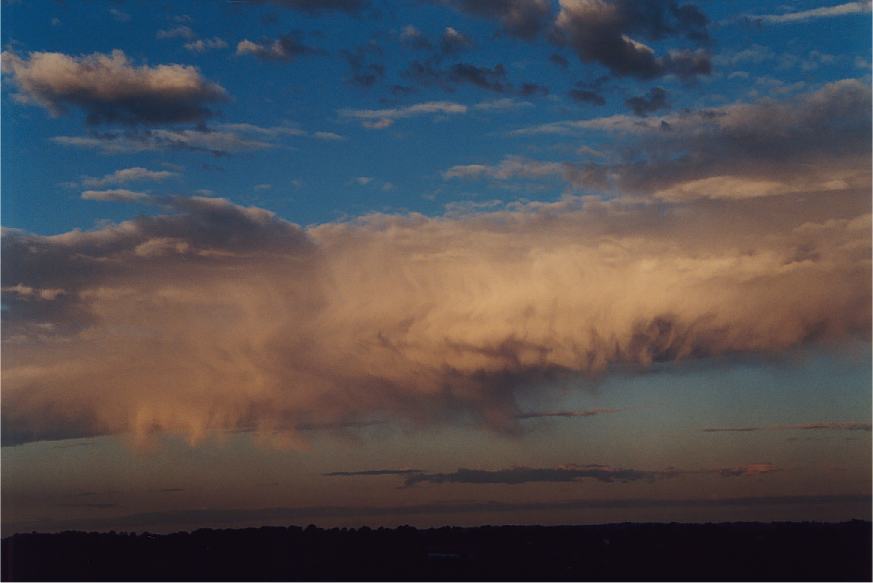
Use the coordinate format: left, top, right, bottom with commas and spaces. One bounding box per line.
703, 422, 872, 433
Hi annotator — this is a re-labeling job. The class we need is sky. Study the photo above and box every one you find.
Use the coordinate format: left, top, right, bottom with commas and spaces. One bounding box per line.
0, 0, 871, 534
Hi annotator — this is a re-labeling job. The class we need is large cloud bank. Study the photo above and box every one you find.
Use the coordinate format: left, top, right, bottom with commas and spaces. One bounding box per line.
2, 176, 869, 446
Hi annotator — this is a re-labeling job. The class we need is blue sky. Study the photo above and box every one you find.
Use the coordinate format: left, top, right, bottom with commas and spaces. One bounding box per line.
1, 0, 871, 533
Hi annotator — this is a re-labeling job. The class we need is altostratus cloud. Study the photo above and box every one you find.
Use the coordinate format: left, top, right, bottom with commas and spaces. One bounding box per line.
2, 189, 869, 447
322, 463, 780, 486
703, 422, 872, 433
745, 1, 871, 24
1, 50, 228, 124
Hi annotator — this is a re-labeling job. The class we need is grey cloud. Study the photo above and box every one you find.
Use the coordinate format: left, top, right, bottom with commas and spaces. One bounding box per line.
50, 123, 301, 155
625, 87, 670, 116
569, 88, 606, 105
440, 0, 551, 39
553, 0, 710, 79
185, 38, 229, 53
704, 422, 872, 433
1, 50, 228, 125
236, 34, 318, 61
516, 408, 623, 419
342, 43, 385, 87
512, 79, 871, 201
403, 465, 677, 486
156, 26, 195, 40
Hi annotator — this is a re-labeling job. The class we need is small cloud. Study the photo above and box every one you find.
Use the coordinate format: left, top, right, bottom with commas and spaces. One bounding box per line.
81, 189, 152, 203
625, 87, 670, 117
352, 176, 373, 186
312, 131, 345, 141
254, 183, 273, 190
80, 167, 178, 188
185, 38, 229, 53
156, 25, 195, 40
109, 7, 131, 22
236, 34, 316, 61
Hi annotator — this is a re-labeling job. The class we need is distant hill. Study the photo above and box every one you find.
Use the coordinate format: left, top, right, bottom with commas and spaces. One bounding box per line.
3, 521, 871, 581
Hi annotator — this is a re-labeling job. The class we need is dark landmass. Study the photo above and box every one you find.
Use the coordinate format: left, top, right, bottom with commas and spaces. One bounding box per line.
2, 521, 871, 581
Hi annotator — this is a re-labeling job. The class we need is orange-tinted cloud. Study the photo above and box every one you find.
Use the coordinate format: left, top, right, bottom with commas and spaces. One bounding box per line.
2, 186, 870, 446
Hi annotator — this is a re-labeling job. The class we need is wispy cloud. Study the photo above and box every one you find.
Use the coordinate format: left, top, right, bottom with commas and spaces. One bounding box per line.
745, 1, 871, 24
80, 167, 178, 188
703, 422, 872, 433
340, 101, 467, 129
516, 408, 623, 420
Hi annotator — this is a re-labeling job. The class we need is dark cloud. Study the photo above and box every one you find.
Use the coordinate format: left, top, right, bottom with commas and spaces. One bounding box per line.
553, 0, 710, 79
440, 27, 474, 53
1, 50, 228, 125
514, 79, 872, 201
516, 408, 623, 419
549, 53, 569, 68
236, 34, 318, 61
403, 465, 676, 486
342, 43, 385, 87
704, 422, 872, 433
404, 60, 544, 96
569, 88, 606, 105
625, 86, 670, 116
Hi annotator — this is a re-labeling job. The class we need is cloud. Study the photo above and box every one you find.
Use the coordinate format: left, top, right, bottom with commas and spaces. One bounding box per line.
516, 408, 623, 419
569, 88, 606, 106
718, 463, 779, 478
553, 0, 710, 79
625, 86, 670, 116
236, 35, 316, 61
745, 1, 871, 24
1, 50, 228, 125
50, 122, 330, 155
703, 422, 872, 433
511, 79, 871, 201
400, 25, 433, 50
440, 0, 552, 38
184, 38, 229, 53
81, 189, 153, 203
323, 462, 780, 486
340, 100, 467, 128
156, 26, 195, 40
341, 43, 385, 87
404, 59, 546, 96
2, 181, 869, 446
441, 27, 474, 53
405, 465, 677, 486
109, 8, 131, 22
80, 167, 178, 188
52, 128, 273, 155
443, 156, 565, 180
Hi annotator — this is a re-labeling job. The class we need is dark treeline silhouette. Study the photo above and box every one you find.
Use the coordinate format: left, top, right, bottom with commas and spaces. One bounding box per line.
2, 521, 871, 581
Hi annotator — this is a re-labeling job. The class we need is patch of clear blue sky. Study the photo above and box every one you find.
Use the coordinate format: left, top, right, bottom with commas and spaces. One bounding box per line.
2, 0, 870, 234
